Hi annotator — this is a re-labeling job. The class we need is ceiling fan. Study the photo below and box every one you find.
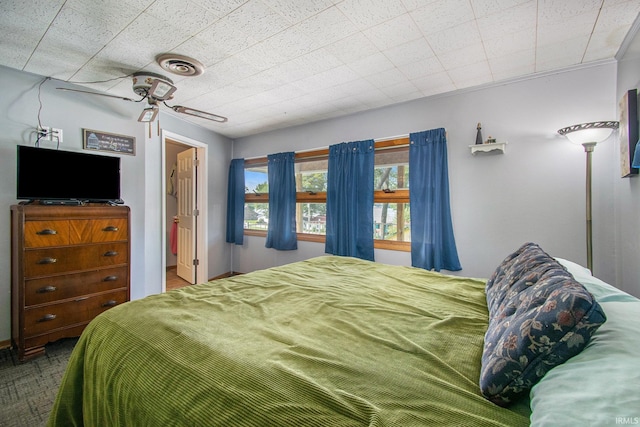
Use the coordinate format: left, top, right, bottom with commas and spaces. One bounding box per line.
57, 71, 227, 123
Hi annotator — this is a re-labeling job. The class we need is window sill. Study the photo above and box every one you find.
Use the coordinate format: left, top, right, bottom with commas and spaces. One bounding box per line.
243, 230, 410, 252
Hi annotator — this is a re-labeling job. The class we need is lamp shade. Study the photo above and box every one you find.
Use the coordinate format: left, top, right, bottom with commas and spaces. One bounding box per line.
558, 121, 619, 145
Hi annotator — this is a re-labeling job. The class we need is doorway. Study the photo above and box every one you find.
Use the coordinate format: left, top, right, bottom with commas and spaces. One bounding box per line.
161, 131, 208, 292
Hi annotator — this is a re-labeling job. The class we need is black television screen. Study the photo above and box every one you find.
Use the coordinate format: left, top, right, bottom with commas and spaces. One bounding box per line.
17, 146, 121, 202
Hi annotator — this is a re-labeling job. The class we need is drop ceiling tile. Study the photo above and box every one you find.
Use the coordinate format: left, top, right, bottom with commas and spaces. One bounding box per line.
476, 1, 536, 38
23, 43, 92, 80
536, 36, 589, 71
234, 43, 288, 72
90, 39, 155, 70
1, 0, 65, 25
488, 49, 535, 80
383, 37, 436, 67
346, 52, 396, 77
595, 1, 640, 33
537, 0, 602, 25
537, 12, 598, 46
173, 37, 229, 68
427, 21, 483, 54
189, 0, 249, 18
64, 0, 142, 28
145, 0, 219, 34
401, 0, 438, 12
411, 71, 455, 96
437, 42, 487, 70
256, 26, 316, 61
261, 0, 334, 24
50, 5, 120, 47
116, 12, 192, 53
194, 18, 257, 58
272, 49, 344, 83
447, 60, 493, 89
336, 0, 407, 30
293, 65, 360, 93
363, 13, 423, 51
397, 56, 444, 80
0, 40, 36, 70
323, 33, 380, 63
410, 0, 475, 36
378, 80, 421, 99
471, 0, 534, 18
225, 1, 290, 42
365, 68, 412, 89
297, 6, 359, 46
583, 29, 628, 61
483, 27, 535, 58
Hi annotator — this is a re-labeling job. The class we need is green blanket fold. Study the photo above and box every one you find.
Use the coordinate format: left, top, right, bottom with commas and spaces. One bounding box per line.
48, 256, 530, 426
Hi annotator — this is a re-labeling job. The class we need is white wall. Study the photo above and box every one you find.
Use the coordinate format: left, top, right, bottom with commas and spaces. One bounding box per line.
0, 65, 232, 343
615, 24, 640, 297
232, 63, 624, 292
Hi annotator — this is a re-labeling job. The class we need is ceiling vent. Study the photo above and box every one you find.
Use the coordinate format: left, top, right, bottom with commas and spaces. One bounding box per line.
156, 54, 205, 77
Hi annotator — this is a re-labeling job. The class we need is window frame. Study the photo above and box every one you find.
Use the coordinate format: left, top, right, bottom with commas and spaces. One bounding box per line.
242, 137, 411, 251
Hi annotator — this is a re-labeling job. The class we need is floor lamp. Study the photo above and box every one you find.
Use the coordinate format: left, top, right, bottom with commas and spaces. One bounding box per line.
557, 121, 619, 273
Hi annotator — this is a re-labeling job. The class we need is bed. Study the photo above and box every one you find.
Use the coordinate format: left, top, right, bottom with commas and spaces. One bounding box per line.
47, 244, 640, 426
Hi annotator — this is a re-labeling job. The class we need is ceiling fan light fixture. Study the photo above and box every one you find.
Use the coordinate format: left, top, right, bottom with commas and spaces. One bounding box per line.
148, 79, 177, 100
138, 106, 158, 122
172, 105, 227, 123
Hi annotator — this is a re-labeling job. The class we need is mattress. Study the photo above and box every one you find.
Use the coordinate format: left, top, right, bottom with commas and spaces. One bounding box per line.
48, 256, 530, 426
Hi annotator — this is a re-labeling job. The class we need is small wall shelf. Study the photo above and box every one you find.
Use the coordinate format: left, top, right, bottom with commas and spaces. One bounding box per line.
469, 142, 507, 155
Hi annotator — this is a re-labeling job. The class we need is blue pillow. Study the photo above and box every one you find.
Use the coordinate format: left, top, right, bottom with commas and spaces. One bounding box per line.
480, 242, 606, 406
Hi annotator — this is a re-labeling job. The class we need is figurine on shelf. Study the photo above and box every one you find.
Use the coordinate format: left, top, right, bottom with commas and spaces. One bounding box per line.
475, 123, 483, 145
485, 136, 496, 144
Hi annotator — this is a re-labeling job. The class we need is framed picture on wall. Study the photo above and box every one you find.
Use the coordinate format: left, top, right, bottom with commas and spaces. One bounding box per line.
619, 88, 638, 178
83, 128, 136, 155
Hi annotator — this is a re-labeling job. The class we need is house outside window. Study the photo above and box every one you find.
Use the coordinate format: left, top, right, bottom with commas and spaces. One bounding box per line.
243, 138, 411, 251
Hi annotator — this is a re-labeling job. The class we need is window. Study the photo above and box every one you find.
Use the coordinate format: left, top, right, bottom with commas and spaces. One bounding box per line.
243, 138, 411, 251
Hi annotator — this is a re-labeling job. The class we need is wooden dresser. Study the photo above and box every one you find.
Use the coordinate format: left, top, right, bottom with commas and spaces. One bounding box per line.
10, 204, 130, 361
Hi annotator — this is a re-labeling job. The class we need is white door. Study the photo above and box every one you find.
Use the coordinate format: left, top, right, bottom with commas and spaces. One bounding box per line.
176, 148, 197, 283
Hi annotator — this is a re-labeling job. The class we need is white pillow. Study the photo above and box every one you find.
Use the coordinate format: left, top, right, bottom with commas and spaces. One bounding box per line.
530, 264, 640, 426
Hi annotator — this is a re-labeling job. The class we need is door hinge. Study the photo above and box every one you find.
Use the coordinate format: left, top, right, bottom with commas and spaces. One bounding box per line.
193, 259, 200, 266
194, 159, 200, 167
193, 209, 199, 216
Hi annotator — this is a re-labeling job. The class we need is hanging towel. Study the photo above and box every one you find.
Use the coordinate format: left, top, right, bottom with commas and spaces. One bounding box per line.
170, 220, 178, 255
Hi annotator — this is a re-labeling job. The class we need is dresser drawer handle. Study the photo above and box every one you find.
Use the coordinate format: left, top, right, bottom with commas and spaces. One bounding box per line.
102, 300, 118, 307
103, 251, 118, 257
36, 257, 57, 264
103, 275, 118, 282
37, 314, 57, 322
36, 285, 57, 293
103, 226, 119, 232
36, 228, 58, 235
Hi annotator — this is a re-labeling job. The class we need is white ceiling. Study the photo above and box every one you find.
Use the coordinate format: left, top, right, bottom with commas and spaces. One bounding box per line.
1, 0, 639, 139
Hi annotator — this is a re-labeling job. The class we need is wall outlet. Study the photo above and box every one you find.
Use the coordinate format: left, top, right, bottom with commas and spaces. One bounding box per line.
37, 126, 51, 141
51, 128, 63, 143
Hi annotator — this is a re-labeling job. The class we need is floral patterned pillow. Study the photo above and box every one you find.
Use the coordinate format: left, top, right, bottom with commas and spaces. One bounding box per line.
480, 242, 606, 406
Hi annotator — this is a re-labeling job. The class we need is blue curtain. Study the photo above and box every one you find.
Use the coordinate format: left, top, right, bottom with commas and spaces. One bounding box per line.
266, 152, 297, 250
409, 129, 461, 271
325, 140, 374, 261
225, 158, 245, 245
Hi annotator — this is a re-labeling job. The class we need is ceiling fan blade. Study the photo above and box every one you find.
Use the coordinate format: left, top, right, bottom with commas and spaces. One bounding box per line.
171, 105, 228, 123
56, 87, 139, 102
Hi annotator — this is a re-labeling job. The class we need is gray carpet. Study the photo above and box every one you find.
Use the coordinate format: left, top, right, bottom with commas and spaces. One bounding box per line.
0, 338, 77, 427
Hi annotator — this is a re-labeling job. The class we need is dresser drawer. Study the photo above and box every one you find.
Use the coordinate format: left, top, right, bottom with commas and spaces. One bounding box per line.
24, 221, 70, 247
23, 289, 128, 337
25, 266, 129, 306
70, 218, 128, 244
24, 242, 128, 277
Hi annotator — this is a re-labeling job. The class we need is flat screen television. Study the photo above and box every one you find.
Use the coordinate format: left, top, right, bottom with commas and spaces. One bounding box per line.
17, 145, 121, 203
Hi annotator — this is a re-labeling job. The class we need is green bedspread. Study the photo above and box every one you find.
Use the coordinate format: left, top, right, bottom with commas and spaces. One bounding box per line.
48, 256, 530, 426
